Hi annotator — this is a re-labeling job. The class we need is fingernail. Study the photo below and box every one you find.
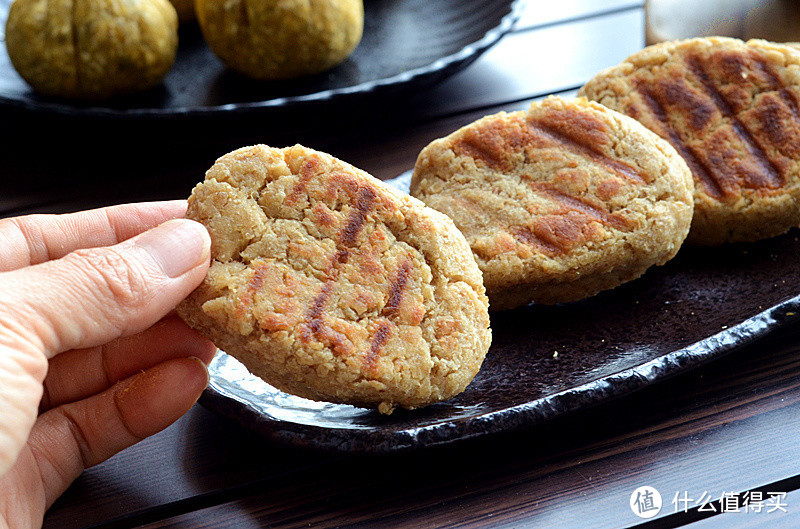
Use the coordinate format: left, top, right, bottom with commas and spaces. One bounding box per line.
188, 356, 212, 386
164, 357, 210, 401
135, 219, 210, 278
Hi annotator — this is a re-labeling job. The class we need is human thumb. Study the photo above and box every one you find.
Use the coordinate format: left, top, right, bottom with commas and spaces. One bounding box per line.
0, 218, 211, 359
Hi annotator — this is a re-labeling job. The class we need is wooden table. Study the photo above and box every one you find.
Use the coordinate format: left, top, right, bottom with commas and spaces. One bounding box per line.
3, 1, 800, 527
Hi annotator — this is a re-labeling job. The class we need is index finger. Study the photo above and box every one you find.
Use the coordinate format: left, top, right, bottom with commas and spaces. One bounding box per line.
0, 200, 188, 272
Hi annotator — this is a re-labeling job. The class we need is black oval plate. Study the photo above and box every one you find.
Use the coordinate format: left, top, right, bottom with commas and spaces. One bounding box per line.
200, 174, 800, 453
0, 0, 522, 117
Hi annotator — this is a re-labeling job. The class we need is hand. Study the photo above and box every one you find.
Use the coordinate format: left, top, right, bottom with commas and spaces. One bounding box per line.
0, 201, 215, 529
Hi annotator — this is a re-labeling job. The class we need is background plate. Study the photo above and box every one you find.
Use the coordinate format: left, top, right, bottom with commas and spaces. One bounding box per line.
0, 0, 522, 117
200, 174, 800, 453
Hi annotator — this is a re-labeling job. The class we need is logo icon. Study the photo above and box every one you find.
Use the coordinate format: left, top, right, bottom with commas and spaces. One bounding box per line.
630, 486, 662, 519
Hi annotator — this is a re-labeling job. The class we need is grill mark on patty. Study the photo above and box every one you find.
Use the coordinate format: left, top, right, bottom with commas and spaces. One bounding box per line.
526, 118, 646, 184
364, 320, 392, 373
363, 259, 413, 372
303, 184, 378, 351
528, 182, 632, 232
508, 181, 633, 256
382, 260, 412, 319
747, 49, 800, 119
236, 260, 273, 318
303, 280, 356, 357
451, 110, 646, 185
685, 53, 785, 189
284, 156, 322, 206
752, 93, 800, 159
332, 186, 377, 265
634, 82, 726, 198
776, 87, 799, 120
306, 281, 335, 335
776, 88, 799, 120
511, 226, 563, 256
340, 186, 377, 246
249, 176, 379, 340
452, 125, 516, 172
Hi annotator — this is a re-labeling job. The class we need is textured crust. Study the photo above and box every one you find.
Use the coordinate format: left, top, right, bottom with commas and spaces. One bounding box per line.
5, 0, 178, 100
410, 96, 694, 310
580, 37, 800, 245
195, 0, 363, 80
177, 145, 491, 413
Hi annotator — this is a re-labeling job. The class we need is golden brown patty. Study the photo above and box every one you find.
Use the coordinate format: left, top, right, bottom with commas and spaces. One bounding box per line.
410, 96, 694, 310
177, 145, 491, 413
580, 37, 800, 245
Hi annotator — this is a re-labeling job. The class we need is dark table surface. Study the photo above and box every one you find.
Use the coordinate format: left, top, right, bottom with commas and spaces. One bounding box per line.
3, 1, 800, 527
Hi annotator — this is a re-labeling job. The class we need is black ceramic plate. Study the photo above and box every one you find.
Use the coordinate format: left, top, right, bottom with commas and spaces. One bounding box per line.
200, 173, 800, 453
0, 0, 522, 117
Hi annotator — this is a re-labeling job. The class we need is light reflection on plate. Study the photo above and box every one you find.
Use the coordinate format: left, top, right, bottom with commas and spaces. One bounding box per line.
208, 352, 374, 430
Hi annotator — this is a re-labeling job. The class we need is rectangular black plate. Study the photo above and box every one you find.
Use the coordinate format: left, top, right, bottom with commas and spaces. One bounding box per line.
201, 222, 800, 452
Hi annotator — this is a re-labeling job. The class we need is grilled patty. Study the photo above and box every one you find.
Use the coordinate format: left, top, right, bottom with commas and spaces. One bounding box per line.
580, 37, 800, 245
177, 145, 491, 413
410, 96, 694, 309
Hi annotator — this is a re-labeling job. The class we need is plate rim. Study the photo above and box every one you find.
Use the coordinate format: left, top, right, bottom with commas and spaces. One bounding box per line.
200, 293, 800, 453
0, 0, 526, 119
